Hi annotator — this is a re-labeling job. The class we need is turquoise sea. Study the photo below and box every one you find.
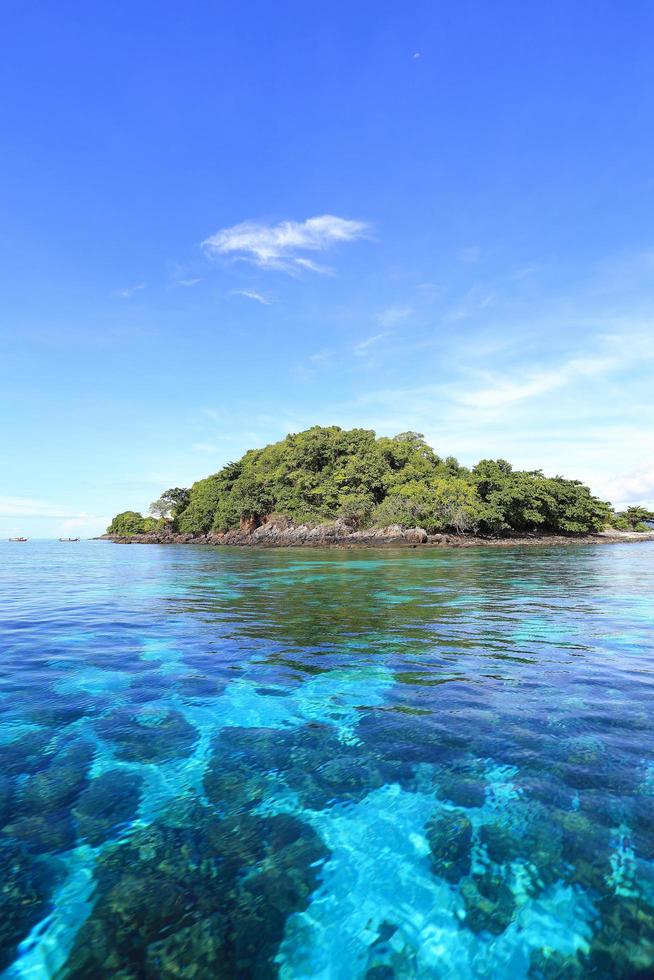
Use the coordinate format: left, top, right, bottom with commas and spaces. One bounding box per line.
1, 540, 653, 978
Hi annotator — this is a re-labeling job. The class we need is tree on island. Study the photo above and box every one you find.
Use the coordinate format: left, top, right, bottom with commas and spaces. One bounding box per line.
107, 426, 619, 538
107, 490, 190, 536
107, 511, 154, 536
148, 488, 190, 520
612, 505, 654, 531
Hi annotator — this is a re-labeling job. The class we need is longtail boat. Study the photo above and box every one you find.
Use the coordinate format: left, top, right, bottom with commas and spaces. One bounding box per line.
58, 537, 80, 542
8, 537, 28, 542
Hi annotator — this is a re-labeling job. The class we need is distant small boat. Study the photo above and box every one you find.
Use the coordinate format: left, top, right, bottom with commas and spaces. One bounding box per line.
58, 537, 80, 542
8, 537, 28, 542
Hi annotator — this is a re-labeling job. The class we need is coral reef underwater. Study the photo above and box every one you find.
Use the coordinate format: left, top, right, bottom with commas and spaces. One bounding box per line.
1, 542, 653, 977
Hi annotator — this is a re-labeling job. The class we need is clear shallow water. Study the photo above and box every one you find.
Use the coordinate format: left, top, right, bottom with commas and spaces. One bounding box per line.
1, 540, 653, 979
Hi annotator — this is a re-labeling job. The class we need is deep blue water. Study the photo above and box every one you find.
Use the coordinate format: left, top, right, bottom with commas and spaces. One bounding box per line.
1, 540, 653, 978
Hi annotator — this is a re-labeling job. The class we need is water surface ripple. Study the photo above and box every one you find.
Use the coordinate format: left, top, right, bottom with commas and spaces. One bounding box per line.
1, 541, 653, 977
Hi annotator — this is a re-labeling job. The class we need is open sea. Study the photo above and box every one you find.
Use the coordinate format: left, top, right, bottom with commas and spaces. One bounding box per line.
1, 539, 653, 978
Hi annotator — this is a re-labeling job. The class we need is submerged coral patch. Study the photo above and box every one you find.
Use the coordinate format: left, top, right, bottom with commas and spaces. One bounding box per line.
93, 707, 198, 763
73, 770, 143, 846
63, 804, 327, 978
0, 841, 55, 972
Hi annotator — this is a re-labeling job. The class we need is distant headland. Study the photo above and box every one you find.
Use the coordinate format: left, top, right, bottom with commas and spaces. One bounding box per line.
104, 426, 654, 547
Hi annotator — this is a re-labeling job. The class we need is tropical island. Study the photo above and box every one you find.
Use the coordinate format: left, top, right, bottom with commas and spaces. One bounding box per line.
105, 426, 654, 547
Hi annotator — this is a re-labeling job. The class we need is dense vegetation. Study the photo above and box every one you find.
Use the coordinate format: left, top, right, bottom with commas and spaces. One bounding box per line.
107, 489, 191, 537
108, 426, 623, 538
610, 505, 654, 532
106, 511, 164, 536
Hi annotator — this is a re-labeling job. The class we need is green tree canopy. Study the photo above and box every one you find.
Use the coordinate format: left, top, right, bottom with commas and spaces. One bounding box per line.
149, 487, 191, 519
109, 426, 614, 538
612, 505, 654, 531
107, 511, 148, 536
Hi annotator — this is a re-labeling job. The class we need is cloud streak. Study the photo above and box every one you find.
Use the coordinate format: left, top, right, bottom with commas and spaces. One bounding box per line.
376, 305, 413, 328
119, 282, 147, 298
232, 289, 273, 305
459, 354, 620, 410
599, 463, 654, 509
458, 245, 481, 263
354, 332, 390, 355
0, 496, 98, 519
203, 214, 368, 273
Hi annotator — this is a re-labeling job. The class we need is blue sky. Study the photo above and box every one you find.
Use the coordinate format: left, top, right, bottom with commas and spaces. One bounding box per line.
2, 0, 654, 537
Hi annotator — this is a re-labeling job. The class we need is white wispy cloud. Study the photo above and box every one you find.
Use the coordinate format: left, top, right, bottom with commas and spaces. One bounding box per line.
192, 442, 222, 453
459, 354, 620, 410
202, 214, 369, 274
325, 324, 654, 506
444, 288, 495, 322
376, 305, 413, 328
458, 245, 481, 263
231, 289, 274, 305
53, 515, 111, 536
354, 332, 390, 355
457, 329, 654, 412
0, 496, 97, 519
119, 282, 147, 298
201, 408, 222, 422
597, 463, 654, 509
294, 257, 334, 275
175, 277, 201, 287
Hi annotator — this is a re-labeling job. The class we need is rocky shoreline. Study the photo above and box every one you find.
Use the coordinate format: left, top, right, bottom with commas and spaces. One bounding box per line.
100, 518, 654, 549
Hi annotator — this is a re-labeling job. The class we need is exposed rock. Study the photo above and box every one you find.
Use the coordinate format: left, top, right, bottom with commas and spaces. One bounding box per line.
404, 527, 428, 544
101, 523, 654, 549
240, 514, 261, 533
